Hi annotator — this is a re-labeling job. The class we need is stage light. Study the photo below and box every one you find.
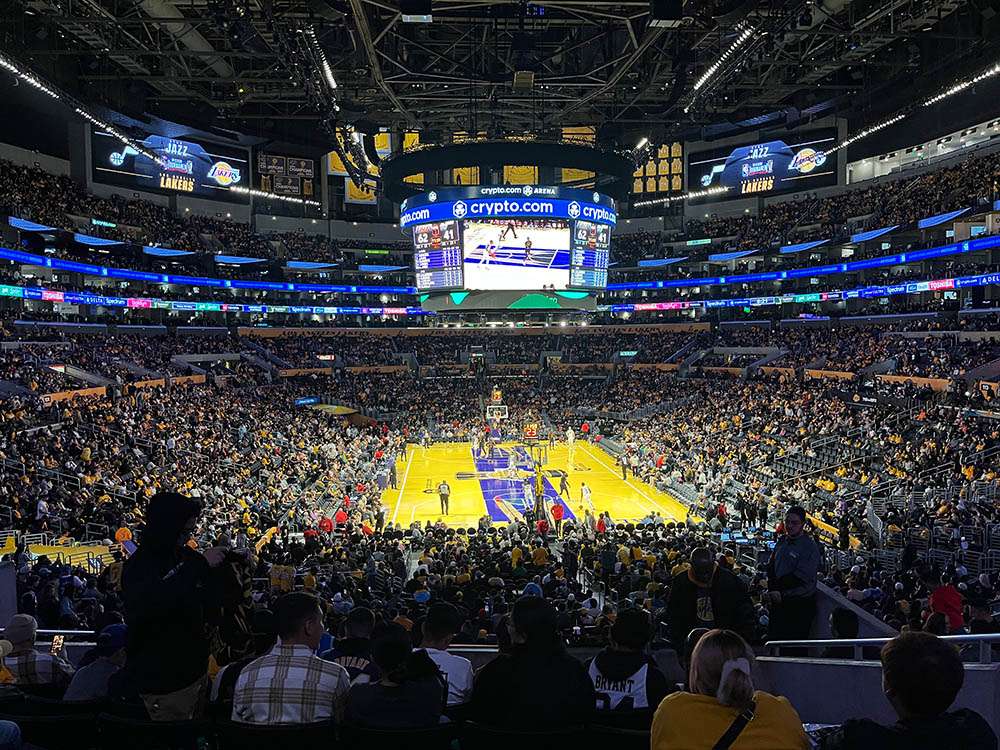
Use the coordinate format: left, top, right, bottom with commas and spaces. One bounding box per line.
0, 54, 60, 99
73, 107, 161, 164
400, 0, 432, 22
304, 26, 337, 95
826, 113, 907, 153
633, 185, 729, 207
923, 61, 1000, 106
693, 24, 754, 93
229, 185, 322, 207
635, 137, 649, 150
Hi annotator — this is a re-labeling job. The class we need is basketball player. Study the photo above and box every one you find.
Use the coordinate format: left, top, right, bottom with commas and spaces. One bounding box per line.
483, 239, 498, 266
524, 237, 533, 264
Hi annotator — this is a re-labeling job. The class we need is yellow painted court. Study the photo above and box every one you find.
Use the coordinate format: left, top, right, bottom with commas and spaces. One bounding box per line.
383, 441, 690, 528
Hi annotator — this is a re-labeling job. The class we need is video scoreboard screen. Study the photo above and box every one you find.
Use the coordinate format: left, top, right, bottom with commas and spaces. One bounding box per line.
570, 220, 610, 289
413, 219, 463, 291
687, 128, 838, 201
91, 129, 250, 203
401, 186, 615, 292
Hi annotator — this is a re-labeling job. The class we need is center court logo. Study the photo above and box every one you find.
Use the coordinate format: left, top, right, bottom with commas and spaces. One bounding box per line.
452, 200, 468, 218
568, 201, 581, 219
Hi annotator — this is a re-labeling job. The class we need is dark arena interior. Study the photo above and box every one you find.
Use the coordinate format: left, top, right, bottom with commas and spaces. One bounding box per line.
2, 0, 1000, 746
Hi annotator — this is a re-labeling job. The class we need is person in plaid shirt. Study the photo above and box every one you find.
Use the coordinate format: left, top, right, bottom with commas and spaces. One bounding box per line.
232, 592, 350, 724
3, 614, 74, 690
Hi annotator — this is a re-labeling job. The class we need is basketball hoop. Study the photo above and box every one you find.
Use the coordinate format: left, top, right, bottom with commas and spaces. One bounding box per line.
486, 404, 508, 421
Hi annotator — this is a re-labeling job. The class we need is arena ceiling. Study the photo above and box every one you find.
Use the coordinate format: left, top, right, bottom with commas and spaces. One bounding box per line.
4, 0, 1000, 146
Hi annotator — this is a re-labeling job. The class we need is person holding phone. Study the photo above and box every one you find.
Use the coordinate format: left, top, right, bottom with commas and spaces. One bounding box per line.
122, 491, 229, 721
3, 614, 74, 690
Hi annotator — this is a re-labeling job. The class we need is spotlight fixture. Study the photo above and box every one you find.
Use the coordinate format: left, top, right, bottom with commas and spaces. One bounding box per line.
303, 26, 337, 95
400, 0, 432, 23
923, 62, 1000, 106
633, 186, 729, 207
229, 185, 322, 207
693, 24, 754, 93
827, 113, 907, 153
0, 54, 59, 99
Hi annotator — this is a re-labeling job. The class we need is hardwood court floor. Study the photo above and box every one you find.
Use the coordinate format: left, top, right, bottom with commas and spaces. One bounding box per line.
383, 441, 690, 528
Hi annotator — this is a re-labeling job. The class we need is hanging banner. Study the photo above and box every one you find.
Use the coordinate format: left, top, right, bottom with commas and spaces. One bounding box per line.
561, 127, 596, 184
452, 166, 479, 186
504, 165, 539, 185
345, 176, 378, 204
402, 132, 424, 185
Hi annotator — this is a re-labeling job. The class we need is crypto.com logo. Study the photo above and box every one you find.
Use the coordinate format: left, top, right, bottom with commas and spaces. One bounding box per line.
452, 200, 468, 218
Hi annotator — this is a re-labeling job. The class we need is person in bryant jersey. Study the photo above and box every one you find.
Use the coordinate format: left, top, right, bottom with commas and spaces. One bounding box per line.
320, 607, 380, 684
587, 608, 671, 725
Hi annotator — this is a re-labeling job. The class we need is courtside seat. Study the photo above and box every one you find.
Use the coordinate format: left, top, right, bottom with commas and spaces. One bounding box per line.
341, 723, 457, 750
96, 712, 211, 750
0, 697, 103, 749
215, 718, 338, 750
461, 721, 585, 750
589, 725, 651, 750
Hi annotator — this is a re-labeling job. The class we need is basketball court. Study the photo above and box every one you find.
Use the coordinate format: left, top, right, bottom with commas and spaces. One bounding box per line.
383, 440, 691, 528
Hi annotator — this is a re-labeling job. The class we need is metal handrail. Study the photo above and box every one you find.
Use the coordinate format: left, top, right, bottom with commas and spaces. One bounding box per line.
767, 633, 1000, 663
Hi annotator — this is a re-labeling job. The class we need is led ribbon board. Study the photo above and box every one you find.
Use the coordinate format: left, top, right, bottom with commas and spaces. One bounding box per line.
0, 281, 429, 317
399, 185, 617, 228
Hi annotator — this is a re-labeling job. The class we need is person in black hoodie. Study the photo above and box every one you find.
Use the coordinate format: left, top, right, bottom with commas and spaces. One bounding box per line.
820, 631, 997, 750
470, 596, 595, 727
122, 491, 227, 720
666, 547, 757, 649
587, 607, 671, 726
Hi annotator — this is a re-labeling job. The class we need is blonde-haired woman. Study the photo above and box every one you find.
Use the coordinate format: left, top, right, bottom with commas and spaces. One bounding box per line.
651, 629, 809, 750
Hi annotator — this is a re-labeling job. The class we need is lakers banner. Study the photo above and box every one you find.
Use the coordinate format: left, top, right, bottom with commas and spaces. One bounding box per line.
402, 132, 423, 185
40, 386, 106, 404
345, 176, 378, 204
561, 126, 596, 184
503, 165, 539, 185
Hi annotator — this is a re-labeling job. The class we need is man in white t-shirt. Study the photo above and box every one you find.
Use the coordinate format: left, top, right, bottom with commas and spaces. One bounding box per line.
419, 602, 473, 706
